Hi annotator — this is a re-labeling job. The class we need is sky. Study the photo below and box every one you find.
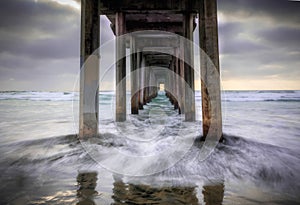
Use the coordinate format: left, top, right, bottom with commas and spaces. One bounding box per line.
0, 0, 299, 91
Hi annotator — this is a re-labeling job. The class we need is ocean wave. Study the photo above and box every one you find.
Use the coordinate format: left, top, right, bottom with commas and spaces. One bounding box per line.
257, 90, 296, 94
1, 90, 299, 102
1, 133, 299, 192
0, 91, 77, 101
0, 130, 299, 205
224, 98, 300, 102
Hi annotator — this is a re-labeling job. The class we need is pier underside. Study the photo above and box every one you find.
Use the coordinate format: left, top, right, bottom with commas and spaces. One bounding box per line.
79, 0, 222, 141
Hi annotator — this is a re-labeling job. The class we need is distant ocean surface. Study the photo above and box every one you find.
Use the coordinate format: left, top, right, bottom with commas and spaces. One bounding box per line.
0, 90, 299, 204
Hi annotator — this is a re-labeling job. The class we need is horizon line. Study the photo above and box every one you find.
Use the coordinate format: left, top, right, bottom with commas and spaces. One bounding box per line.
0, 89, 299, 92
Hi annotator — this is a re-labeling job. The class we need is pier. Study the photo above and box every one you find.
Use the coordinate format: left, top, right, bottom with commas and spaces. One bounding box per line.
79, 0, 222, 141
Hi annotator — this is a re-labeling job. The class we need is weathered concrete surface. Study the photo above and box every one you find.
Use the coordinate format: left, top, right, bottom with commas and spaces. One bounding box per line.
130, 36, 139, 114
199, 0, 223, 140
79, 0, 100, 139
183, 13, 196, 122
115, 12, 127, 122
179, 38, 185, 114
79, 0, 222, 142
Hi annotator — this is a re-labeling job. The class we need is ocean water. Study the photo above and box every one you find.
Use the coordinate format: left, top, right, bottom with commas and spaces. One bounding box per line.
0, 90, 299, 204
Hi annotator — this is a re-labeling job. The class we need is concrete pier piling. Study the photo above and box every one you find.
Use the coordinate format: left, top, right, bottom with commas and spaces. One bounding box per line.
130, 36, 139, 115
199, 0, 222, 140
115, 12, 127, 122
183, 13, 196, 122
79, 0, 222, 141
79, 0, 100, 138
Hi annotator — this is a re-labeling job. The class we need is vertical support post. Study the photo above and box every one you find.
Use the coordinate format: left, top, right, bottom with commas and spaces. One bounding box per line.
137, 50, 143, 109
179, 38, 185, 114
146, 66, 151, 103
143, 64, 149, 104
138, 52, 144, 109
115, 12, 126, 122
183, 13, 196, 121
171, 55, 178, 109
175, 48, 181, 114
130, 36, 139, 114
149, 68, 154, 100
165, 71, 169, 99
167, 63, 172, 104
199, 0, 222, 140
79, 0, 100, 138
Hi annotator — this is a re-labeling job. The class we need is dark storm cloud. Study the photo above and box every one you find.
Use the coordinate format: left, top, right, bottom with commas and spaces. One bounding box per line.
0, 0, 82, 90
0, 0, 299, 90
218, 0, 300, 54
217, 0, 300, 84
218, 22, 240, 38
0, 28, 79, 59
0, 0, 79, 32
220, 39, 268, 55
218, 22, 269, 54
218, 0, 300, 24
257, 26, 300, 51
0, 0, 80, 59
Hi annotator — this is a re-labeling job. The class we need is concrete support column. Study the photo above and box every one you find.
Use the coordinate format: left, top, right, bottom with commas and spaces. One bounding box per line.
179, 38, 185, 114
79, 0, 100, 138
175, 48, 181, 113
149, 69, 155, 100
171, 56, 178, 109
115, 12, 126, 122
147, 67, 152, 103
166, 66, 171, 103
199, 0, 223, 140
166, 65, 172, 104
140, 55, 146, 106
143, 65, 147, 105
184, 13, 196, 121
165, 71, 170, 99
130, 36, 139, 114
153, 72, 158, 98
144, 65, 150, 104
137, 51, 144, 109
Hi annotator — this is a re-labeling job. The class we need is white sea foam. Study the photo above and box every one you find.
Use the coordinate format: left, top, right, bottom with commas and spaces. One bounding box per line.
0, 91, 76, 101
0, 90, 299, 204
1, 90, 299, 102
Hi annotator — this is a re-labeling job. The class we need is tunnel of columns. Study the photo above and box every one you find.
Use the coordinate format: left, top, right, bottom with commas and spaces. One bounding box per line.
79, 0, 222, 142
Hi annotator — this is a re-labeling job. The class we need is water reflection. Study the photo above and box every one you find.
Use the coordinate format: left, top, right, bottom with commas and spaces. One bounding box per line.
112, 177, 199, 204
76, 172, 98, 205
202, 183, 224, 205
111, 176, 225, 205
75, 172, 224, 205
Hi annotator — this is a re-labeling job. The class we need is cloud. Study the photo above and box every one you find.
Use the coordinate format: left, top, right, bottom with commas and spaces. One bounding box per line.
218, 0, 300, 25
0, 0, 82, 90
257, 26, 300, 51
216, 0, 300, 89
0, 0, 299, 90
0, 0, 80, 59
